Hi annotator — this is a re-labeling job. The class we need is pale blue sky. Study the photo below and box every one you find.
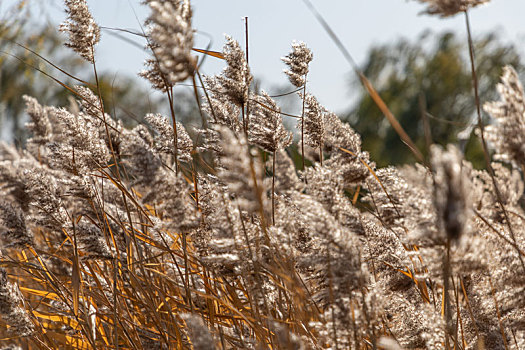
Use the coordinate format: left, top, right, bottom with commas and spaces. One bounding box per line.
5, 0, 525, 113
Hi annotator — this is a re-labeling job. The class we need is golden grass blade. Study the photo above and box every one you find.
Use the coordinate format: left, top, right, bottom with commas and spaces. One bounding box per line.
358, 74, 425, 163
45, 331, 91, 350
192, 48, 225, 59
352, 185, 361, 205
95, 170, 154, 225
33, 311, 80, 330
72, 255, 81, 316
19, 287, 62, 301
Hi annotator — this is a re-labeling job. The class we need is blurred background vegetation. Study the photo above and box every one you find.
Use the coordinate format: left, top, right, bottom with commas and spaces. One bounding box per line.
1, 2, 523, 168
0, 2, 201, 146
345, 30, 524, 168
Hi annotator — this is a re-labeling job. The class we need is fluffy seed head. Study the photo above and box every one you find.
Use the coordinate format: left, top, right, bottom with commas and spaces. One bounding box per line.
282, 41, 313, 87
0, 202, 33, 248
301, 93, 325, 149
431, 144, 471, 241
217, 36, 253, 106
248, 91, 293, 153
23, 96, 52, 146
141, 0, 196, 90
415, 0, 489, 17
484, 66, 525, 165
217, 126, 265, 214
0, 269, 35, 336
59, 0, 100, 62
145, 113, 193, 163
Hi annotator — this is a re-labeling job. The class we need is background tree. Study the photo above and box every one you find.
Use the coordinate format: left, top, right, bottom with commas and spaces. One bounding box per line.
345, 31, 523, 167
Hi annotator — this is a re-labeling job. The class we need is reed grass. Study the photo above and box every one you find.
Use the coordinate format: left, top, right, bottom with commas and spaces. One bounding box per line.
0, 0, 524, 349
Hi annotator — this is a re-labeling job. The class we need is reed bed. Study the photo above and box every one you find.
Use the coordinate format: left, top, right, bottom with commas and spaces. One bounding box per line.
0, 0, 523, 349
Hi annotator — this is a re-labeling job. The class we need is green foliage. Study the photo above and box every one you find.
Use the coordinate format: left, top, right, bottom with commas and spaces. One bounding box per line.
345, 31, 523, 167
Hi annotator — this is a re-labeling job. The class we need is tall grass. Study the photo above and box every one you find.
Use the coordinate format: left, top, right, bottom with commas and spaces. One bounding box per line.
0, 0, 524, 349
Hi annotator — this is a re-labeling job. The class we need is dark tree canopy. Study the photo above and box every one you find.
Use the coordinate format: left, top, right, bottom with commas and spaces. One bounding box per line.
345, 31, 523, 167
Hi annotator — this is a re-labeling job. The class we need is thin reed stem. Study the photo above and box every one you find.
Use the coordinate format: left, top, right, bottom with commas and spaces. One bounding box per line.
244, 17, 250, 134
241, 103, 247, 135
272, 149, 276, 225
301, 78, 307, 178
167, 86, 179, 174
443, 239, 452, 350
319, 139, 323, 166
464, 10, 525, 275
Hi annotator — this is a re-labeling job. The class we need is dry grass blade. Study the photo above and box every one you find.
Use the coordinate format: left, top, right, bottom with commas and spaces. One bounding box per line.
13, 42, 90, 85
359, 74, 425, 163
192, 48, 225, 59
71, 254, 80, 316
